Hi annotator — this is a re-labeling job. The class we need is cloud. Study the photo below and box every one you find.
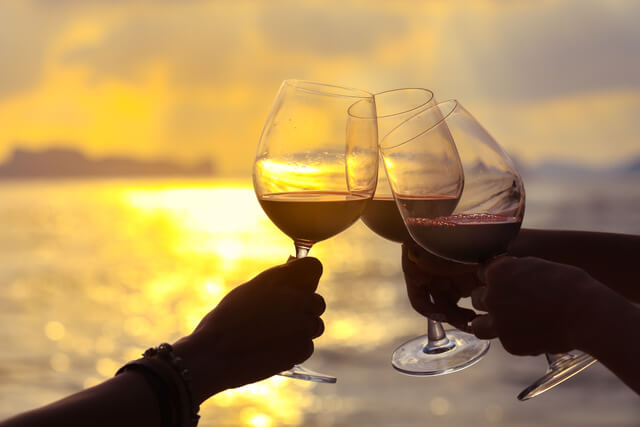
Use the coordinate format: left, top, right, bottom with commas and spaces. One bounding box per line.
446, 1, 640, 101
62, 4, 247, 87
258, 2, 408, 55
472, 89, 640, 166
0, 3, 67, 99
1, 0, 639, 173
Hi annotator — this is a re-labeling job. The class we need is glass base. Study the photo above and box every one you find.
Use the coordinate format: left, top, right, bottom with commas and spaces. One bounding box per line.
392, 330, 490, 376
518, 353, 597, 400
279, 364, 337, 383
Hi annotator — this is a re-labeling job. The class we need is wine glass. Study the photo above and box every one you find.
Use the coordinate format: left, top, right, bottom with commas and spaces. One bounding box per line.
376, 100, 490, 376
382, 100, 595, 398
360, 88, 436, 244
356, 88, 487, 374
253, 80, 378, 383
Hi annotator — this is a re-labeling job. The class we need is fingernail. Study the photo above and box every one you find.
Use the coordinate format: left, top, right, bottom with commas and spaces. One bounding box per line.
460, 321, 473, 333
407, 248, 419, 264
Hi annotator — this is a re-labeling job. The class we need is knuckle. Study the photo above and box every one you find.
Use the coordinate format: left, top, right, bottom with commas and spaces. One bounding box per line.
303, 257, 323, 278
501, 339, 527, 356
313, 294, 326, 315
315, 318, 325, 338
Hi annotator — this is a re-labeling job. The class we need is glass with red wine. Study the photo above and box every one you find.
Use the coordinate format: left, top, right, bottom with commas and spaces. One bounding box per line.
358, 88, 435, 243
253, 80, 378, 383
383, 100, 595, 398
375, 100, 492, 376
355, 89, 491, 375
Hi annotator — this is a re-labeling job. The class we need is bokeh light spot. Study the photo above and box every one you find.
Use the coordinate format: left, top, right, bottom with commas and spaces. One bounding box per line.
429, 396, 450, 416
50, 353, 70, 372
44, 321, 66, 341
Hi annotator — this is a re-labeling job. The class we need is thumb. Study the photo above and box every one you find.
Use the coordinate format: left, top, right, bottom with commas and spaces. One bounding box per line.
471, 314, 497, 339
275, 257, 323, 292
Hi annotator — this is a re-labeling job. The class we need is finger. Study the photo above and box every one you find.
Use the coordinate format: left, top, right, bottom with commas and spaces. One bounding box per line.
297, 315, 324, 338
276, 257, 323, 292
402, 245, 449, 293
471, 287, 489, 311
235, 338, 313, 382
471, 314, 498, 339
266, 289, 322, 318
307, 293, 326, 316
452, 273, 482, 298
312, 317, 325, 339
432, 291, 477, 332
405, 241, 421, 265
291, 340, 314, 364
443, 308, 477, 333
404, 275, 441, 317
477, 255, 516, 285
257, 314, 322, 342
401, 243, 422, 277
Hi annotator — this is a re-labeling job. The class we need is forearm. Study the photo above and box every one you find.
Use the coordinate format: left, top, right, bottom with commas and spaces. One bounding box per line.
508, 229, 640, 302
0, 373, 160, 427
571, 287, 640, 395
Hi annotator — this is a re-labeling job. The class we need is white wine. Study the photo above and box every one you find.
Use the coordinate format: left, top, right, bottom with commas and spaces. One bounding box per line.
406, 213, 522, 263
259, 191, 370, 245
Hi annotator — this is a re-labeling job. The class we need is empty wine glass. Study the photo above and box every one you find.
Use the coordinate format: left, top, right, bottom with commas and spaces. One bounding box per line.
253, 80, 378, 383
377, 100, 491, 375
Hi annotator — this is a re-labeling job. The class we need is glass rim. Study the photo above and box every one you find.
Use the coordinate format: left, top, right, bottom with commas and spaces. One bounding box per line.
347, 87, 435, 120
380, 99, 458, 151
284, 79, 373, 99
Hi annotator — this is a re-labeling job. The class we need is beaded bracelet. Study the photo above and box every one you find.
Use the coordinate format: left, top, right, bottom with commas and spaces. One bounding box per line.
117, 343, 200, 427
116, 361, 177, 427
145, 343, 200, 427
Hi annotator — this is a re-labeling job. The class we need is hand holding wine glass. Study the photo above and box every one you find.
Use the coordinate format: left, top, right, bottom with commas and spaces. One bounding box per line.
253, 80, 378, 383
471, 256, 605, 355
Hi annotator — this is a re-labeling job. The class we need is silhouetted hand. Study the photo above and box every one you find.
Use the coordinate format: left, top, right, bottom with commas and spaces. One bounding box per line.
173, 257, 325, 403
402, 242, 479, 331
471, 256, 612, 355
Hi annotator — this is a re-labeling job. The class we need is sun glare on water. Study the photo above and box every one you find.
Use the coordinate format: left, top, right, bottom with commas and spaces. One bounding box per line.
1, 179, 406, 426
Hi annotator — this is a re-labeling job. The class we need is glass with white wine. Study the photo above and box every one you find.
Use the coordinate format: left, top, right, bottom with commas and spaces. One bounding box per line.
253, 80, 378, 383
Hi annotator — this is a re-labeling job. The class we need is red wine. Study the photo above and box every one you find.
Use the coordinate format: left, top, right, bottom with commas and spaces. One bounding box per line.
406, 214, 522, 264
259, 191, 370, 244
361, 197, 411, 243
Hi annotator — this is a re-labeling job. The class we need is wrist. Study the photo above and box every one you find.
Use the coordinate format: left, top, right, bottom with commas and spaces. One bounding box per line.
568, 283, 635, 356
172, 333, 227, 404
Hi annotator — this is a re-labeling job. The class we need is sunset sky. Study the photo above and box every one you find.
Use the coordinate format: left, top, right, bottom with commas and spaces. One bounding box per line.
1, 0, 639, 174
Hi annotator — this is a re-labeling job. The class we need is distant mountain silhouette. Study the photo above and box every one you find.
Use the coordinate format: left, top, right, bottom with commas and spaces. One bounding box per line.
0, 148, 214, 179
521, 156, 640, 178
625, 158, 640, 172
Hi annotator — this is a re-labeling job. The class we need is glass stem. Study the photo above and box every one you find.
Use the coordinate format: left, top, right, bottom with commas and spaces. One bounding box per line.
294, 240, 313, 258
546, 353, 574, 370
423, 318, 456, 354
